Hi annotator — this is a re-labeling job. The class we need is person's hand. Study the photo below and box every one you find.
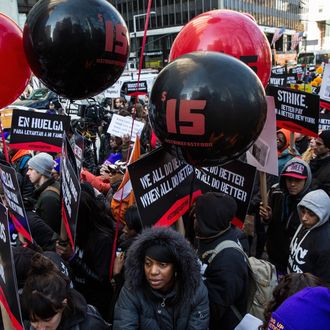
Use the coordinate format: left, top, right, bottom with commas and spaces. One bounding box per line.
259, 202, 272, 222
99, 165, 111, 180
113, 252, 125, 276
56, 240, 73, 260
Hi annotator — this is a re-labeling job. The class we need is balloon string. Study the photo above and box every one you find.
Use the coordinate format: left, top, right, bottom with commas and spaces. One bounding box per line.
109, 1, 153, 279
0, 120, 9, 163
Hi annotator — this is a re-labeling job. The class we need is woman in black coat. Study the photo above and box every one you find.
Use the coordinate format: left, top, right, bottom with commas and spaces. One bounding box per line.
113, 226, 209, 330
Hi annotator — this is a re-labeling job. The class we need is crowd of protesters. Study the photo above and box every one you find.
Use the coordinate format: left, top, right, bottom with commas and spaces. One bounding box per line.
0, 88, 330, 330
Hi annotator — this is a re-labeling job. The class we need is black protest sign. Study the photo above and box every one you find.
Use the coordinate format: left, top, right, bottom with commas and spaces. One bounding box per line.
128, 147, 195, 227
10, 109, 70, 153
129, 148, 256, 227
319, 110, 330, 131
287, 65, 304, 84
269, 66, 287, 87
121, 80, 148, 96
0, 203, 24, 330
269, 86, 320, 137
61, 137, 81, 248
73, 132, 84, 175
0, 163, 32, 243
193, 160, 256, 226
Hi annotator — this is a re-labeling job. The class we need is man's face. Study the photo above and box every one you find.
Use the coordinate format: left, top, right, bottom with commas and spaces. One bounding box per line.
285, 177, 306, 195
300, 206, 319, 229
26, 167, 42, 185
314, 138, 330, 157
277, 132, 286, 150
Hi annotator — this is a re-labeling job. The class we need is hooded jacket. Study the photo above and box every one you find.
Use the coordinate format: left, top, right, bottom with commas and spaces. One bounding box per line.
113, 227, 209, 330
277, 129, 298, 175
266, 158, 312, 272
194, 192, 249, 330
288, 189, 330, 282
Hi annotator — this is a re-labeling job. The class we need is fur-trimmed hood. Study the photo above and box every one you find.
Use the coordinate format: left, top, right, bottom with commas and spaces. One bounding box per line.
125, 227, 202, 302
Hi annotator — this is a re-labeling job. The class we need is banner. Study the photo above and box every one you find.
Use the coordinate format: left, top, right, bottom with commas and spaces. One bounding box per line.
10, 109, 70, 153
129, 148, 256, 227
0, 163, 32, 243
0, 203, 24, 330
269, 86, 320, 137
269, 66, 287, 87
107, 114, 145, 142
61, 136, 81, 248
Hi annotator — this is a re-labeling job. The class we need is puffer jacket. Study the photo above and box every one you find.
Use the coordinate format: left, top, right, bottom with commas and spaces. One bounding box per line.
113, 227, 209, 330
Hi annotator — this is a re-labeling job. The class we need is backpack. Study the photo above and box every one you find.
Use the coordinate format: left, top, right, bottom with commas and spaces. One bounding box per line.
202, 240, 278, 321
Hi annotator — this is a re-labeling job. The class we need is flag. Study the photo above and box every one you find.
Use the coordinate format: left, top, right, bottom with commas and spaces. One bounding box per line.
271, 27, 285, 46
291, 31, 304, 50
111, 135, 141, 222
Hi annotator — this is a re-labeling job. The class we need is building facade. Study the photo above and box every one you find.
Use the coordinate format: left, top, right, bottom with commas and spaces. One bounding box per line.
112, 0, 305, 68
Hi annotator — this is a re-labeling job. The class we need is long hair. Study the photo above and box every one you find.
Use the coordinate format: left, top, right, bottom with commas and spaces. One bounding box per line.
261, 273, 327, 329
21, 253, 71, 322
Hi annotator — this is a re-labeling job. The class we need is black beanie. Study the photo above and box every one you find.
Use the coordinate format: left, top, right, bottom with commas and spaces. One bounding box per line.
319, 130, 330, 149
195, 192, 237, 238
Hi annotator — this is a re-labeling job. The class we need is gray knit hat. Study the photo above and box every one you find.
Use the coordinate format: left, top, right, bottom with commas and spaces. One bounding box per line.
28, 153, 54, 178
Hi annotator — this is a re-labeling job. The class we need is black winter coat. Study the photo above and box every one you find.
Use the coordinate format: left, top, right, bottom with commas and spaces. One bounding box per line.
113, 227, 209, 330
196, 227, 249, 330
310, 155, 330, 196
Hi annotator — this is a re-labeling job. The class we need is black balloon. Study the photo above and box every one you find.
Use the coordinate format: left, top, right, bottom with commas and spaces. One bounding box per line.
23, 0, 129, 99
149, 51, 267, 167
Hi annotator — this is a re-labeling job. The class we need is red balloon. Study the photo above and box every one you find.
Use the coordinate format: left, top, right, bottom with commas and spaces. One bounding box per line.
169, 10, 271, 87
0, 14, 31, 109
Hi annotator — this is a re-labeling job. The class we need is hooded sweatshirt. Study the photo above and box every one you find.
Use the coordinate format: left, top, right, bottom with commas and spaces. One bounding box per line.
266, 158, 312, 271
277, 129, 298, 175
288, 189, 330, 282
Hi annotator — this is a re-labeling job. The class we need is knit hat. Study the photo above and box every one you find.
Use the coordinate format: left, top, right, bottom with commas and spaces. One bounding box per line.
195, 192, 237, 238
268, 287, 330, 330
319, 130, 330, 149
28, 153, 54, 178
281, 159, 308, 179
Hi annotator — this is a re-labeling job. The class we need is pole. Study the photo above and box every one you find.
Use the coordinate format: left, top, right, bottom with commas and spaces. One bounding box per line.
133, 17, 137, 68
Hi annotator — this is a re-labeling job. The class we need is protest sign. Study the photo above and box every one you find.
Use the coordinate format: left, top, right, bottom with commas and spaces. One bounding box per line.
193, 160, 256, 226
61, 137, 81, 248
107, 114, 144, 142
0, 203, 24, 330
319, 63, 330, 101
319, 110, 330, 131
128, 147, 195, 227
247, 96, 278, 176
129, 148, 256, 227
269, 86, 320, 137
0, 163, 32, 243
269, 66, 287, 87
72, 132, 84, 175
286, 65, 304, 84
121, 80, 148, 96
10, 109, 70, 153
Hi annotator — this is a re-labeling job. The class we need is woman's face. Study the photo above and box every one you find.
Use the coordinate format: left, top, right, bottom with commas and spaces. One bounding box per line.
144, 256, 175, 292
30, 311, 63, 330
